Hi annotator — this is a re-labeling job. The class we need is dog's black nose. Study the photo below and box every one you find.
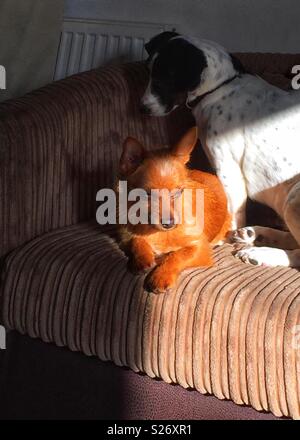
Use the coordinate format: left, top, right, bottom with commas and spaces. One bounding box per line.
140, 103, 151, 115
161, 219, 175, 230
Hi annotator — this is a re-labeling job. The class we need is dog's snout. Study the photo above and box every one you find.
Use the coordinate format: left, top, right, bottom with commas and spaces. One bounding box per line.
140, 103, 151, 115
161, 218, 175, 230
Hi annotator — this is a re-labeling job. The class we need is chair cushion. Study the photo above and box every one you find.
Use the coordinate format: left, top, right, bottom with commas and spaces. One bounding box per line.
0, 330, 278, 420
0, 221, 300, 419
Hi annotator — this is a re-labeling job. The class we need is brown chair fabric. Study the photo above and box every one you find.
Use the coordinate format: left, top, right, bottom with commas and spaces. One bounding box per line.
1, 54, 300, 420
236, 52, 300, 77
0, 62, 193, 258
235, 52, 300, 90
1, 221, 300, 419
0, 331, 278, 420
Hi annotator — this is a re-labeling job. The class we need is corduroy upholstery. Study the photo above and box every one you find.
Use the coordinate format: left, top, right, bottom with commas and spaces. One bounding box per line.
0, 62, 193, 258
0, 54, 300, 419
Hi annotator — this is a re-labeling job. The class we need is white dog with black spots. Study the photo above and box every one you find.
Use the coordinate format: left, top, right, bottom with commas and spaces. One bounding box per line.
141, 32, 300, 267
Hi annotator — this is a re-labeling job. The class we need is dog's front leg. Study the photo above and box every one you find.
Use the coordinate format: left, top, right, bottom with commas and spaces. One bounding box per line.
127, 237, 156, 273
217, 162, 248, 230
203, 131, 247, 229
145, 241, 213, 294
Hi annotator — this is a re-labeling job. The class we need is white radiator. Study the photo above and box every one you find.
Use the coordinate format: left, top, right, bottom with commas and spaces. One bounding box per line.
54, 18, 176, 80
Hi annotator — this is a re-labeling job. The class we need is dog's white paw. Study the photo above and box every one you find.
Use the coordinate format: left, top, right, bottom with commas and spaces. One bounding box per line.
227, 227, 256, 245
235, 247, 290, 267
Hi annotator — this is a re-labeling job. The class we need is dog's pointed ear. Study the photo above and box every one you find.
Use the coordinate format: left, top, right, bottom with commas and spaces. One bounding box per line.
172, 127, 198, 163
119, 137, 146, 176
145, 31, 179, 58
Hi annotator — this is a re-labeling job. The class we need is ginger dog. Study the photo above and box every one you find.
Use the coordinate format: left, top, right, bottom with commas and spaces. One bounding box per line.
117, 127, 231, 293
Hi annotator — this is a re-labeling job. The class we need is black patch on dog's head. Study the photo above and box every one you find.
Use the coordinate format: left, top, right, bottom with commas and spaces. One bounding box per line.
148, 36, 208, 112
145, 31, 179, 60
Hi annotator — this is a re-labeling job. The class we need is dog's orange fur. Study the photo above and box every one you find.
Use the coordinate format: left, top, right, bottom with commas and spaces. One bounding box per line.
118, 127, 231, 293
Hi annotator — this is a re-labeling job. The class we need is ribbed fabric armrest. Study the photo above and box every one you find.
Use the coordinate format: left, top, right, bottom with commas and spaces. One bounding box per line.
0, 62, 191, 258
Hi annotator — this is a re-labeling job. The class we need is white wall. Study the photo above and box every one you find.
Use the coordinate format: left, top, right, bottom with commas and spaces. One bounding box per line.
0, 0, 63, 101
64, 0, 300, 53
